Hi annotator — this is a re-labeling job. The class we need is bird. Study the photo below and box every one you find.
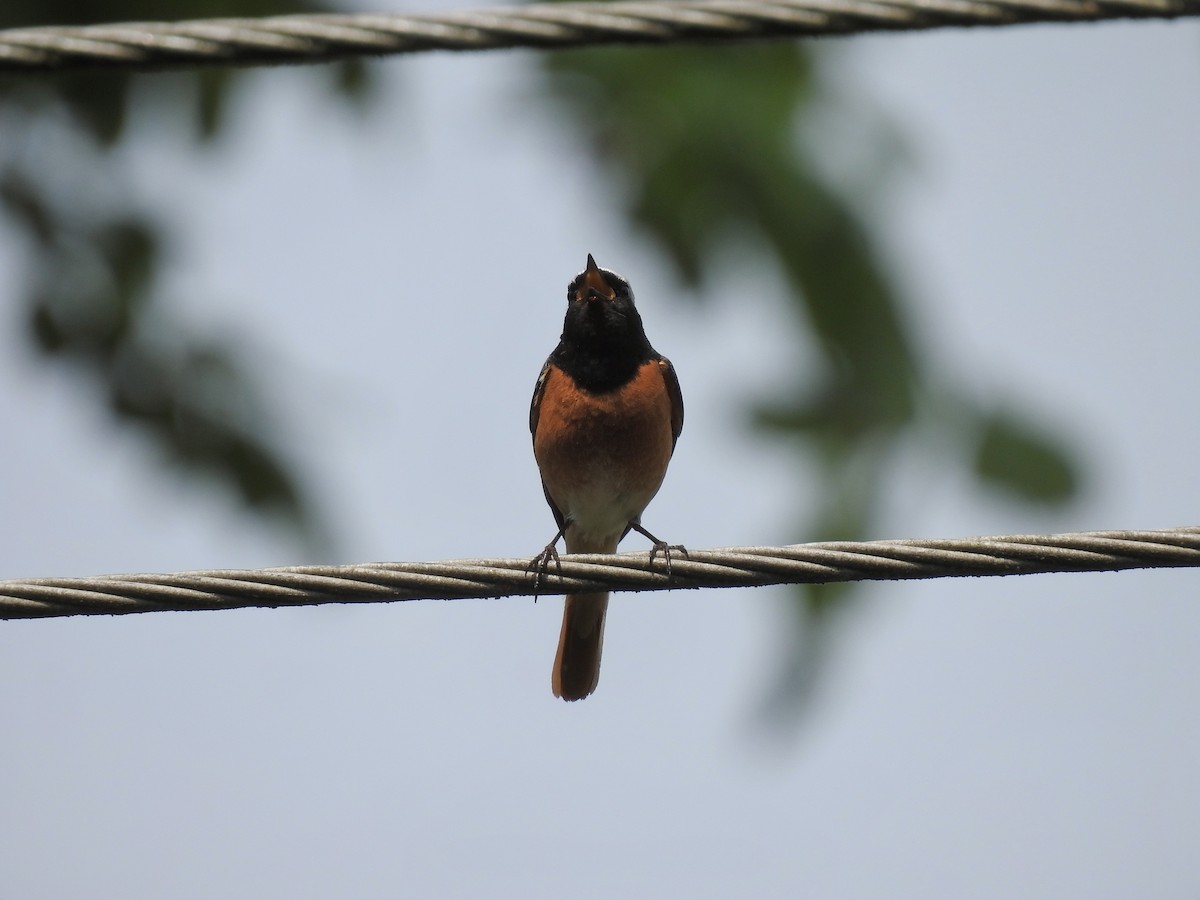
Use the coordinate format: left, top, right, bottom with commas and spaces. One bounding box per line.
530, 254, 684, 701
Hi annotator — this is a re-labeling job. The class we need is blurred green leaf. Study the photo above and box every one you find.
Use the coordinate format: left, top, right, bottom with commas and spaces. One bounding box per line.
544, 43, 920, 454
29, 295, 67, 353
544, 45, 813, 287
332, 59, 374, 109
0, 172, 56, 244
0, 0, 374, 554
96, 216, 158, 313
542, 35, 1084, 725
974, 409, 1080, 505
195, 69, 235, 141
57, 73, 131, 146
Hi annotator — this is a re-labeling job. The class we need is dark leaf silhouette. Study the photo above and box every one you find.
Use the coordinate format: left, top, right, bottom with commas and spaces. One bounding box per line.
974, 409, 1080, 505
0, 0, 371, 552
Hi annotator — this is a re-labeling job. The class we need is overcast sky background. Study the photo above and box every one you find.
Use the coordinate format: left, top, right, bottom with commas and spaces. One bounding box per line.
2, 8, 1199, 898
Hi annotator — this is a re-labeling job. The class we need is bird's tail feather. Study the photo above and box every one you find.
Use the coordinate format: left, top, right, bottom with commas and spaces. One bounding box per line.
552, 531, 619, 701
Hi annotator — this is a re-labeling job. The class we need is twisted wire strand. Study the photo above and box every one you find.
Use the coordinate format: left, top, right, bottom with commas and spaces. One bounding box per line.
1, 0, 1197, 73
3, 526, 1198, 620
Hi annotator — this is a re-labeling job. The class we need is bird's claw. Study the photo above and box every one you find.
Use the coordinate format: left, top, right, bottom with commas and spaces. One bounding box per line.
526, 543, 563, 596
649, 542, 688, 578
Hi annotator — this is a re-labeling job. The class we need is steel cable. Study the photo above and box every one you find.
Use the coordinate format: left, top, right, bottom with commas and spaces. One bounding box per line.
1, 0, 1197, 73
3, 526, 1198, 619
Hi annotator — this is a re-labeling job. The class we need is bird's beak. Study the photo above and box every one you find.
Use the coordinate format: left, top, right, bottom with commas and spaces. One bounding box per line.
579, 253, 615, 301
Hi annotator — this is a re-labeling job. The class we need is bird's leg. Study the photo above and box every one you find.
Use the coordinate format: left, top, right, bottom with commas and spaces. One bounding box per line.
527, 522, 569, 595
629, 522, 688, 577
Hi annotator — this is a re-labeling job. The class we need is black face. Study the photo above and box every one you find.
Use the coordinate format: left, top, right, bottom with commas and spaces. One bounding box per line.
561, 259, 645, 349
552, 256, 655, 392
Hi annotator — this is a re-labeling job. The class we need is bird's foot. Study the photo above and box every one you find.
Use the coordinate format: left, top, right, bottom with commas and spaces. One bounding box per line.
649, 541, 689, 578
629, 522, 687, 578
526, 543, 562, 597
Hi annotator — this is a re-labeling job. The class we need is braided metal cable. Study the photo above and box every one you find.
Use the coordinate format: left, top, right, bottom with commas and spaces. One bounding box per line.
3, 526, 1198, 619
1, 0, 1197, 73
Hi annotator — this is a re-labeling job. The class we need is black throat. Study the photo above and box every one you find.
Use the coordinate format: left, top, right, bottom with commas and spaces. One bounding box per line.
550, 303, 656, 394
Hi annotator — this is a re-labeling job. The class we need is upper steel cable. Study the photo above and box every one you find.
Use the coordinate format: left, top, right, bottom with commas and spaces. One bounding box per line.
0, 0, 1197, 73
3, 526, 1198, 619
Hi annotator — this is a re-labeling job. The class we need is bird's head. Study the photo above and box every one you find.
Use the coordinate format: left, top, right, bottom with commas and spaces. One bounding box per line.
562, 254, 642, 345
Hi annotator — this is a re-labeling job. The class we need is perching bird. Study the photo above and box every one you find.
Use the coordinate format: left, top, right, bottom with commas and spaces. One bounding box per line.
530, 255, 684, 701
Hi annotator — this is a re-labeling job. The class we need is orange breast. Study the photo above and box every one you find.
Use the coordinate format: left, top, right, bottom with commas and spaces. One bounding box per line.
534, 361, 676, 543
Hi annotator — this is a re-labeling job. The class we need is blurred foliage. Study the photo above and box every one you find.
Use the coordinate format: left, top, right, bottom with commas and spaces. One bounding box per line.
974, 408, 1078, 504
0, 3, 1083, 721
540, 43, 1083, 724
0, 1, 370, 550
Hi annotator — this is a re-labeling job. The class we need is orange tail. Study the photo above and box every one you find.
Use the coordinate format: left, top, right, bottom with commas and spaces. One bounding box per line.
552, 591, 608, 701
552, 532, 619, 701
